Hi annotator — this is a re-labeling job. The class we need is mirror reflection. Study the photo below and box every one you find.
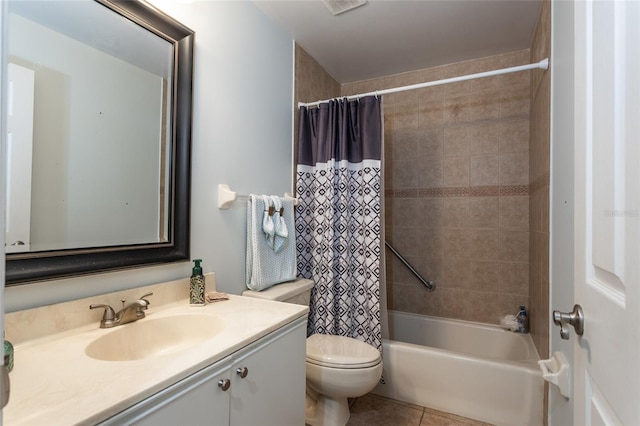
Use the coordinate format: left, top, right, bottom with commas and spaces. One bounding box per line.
6, 0, 173, 253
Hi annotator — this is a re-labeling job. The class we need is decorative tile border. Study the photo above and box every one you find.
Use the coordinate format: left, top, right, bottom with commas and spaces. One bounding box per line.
386, 184, 529, 198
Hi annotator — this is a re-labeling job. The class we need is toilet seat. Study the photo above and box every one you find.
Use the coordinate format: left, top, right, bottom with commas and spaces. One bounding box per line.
306, 334, 381, 369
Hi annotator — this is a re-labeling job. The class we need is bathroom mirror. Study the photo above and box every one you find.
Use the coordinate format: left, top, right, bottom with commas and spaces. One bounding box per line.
5, 0, 194, 285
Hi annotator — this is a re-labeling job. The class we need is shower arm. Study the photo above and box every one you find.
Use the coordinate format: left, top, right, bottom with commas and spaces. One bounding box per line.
385, 240, 436, 291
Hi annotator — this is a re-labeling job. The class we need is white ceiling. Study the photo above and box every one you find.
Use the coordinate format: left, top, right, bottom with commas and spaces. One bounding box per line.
253, 0, 542, 84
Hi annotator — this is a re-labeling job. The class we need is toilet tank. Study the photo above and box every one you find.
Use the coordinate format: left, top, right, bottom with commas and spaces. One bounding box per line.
242, 279, 313, 306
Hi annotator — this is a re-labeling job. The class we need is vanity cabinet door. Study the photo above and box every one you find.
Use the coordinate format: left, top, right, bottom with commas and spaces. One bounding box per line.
101, 359, 232, 426
229, 318, 306, 426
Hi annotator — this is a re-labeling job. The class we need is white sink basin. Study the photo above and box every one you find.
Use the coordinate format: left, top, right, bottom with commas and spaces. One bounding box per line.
85, 314, 223, 361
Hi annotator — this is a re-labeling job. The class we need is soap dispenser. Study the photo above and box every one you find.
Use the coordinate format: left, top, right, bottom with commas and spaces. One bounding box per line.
3, 333, 13, 372
190, 259, 206, 306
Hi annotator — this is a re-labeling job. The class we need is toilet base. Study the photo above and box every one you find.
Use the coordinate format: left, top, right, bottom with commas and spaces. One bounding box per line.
305, 388, 350, 426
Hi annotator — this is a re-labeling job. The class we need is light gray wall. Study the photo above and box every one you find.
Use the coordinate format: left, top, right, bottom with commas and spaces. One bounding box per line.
5, 1, 294, 312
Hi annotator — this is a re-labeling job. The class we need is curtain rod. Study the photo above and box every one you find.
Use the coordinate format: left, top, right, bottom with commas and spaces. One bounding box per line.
298, 58, 549, 108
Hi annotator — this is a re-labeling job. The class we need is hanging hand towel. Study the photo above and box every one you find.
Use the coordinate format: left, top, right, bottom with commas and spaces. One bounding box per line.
246, 195, 296, 291
262, 195, 275, 247
271, 196, 289, 253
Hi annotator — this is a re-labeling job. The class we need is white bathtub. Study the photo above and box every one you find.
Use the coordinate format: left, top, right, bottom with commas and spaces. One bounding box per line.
372, 311, 544, 426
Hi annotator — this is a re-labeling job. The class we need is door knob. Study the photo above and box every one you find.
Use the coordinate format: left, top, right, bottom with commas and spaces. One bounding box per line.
553, 304, 584, 340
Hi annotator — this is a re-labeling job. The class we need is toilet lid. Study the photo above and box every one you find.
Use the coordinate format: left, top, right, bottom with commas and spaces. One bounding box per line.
306, 334, 381, 369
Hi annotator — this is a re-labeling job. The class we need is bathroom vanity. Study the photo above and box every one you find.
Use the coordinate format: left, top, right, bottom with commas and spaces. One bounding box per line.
4, 277, 308, 425
102, 317, 306, 425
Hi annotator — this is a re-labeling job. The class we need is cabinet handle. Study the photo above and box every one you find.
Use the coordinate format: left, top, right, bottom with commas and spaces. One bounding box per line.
236, 367, 249, 378
218, 379, 231, 391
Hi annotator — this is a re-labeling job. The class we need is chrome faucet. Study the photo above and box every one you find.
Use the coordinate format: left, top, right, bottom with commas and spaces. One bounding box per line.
90, 293, 153, 328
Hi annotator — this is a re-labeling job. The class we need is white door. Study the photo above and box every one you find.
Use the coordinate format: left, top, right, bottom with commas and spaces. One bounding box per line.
567, 0, 640, 425
5, 63, 34, 253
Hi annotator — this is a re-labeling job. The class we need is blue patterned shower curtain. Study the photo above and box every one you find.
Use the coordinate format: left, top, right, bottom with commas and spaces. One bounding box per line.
295, 96, 383, 350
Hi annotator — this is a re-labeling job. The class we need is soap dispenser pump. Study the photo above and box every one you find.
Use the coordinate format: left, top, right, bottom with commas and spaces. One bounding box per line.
190, 259, 206, 306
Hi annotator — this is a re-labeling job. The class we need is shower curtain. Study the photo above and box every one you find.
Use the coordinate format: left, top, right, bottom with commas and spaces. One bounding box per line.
295, 96, 384, 351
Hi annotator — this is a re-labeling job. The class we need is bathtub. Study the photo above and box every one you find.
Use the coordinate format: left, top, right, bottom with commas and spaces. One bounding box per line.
372, 311, 544, 426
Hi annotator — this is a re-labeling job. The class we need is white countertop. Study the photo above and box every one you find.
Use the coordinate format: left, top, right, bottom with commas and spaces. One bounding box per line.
4, 295, 308, 426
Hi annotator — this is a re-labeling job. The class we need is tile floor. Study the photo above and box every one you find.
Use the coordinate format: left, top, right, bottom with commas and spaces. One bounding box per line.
346, 393, 494, 426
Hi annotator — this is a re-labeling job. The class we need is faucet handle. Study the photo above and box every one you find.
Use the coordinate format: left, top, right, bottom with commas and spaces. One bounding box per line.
138, 292, 153, 309
89, 304, 116, 324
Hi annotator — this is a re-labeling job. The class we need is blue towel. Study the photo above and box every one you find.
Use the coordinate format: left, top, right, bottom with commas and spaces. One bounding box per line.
246, 195, 296, 291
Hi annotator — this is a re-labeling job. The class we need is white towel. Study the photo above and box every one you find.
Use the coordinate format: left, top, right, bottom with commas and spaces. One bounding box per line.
271, 196, 288, 253
246, 195, 296, 291
262, 195, 276, 247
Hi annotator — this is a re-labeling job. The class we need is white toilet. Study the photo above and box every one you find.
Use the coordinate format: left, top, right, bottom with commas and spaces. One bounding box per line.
243, 279, 383, 426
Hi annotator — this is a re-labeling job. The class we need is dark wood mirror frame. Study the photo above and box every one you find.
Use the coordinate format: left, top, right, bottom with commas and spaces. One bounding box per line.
6, 0, 194, 285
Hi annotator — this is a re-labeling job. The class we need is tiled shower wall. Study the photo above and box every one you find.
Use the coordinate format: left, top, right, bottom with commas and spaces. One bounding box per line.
295, 46, 534, 326
341, 51, 531, 324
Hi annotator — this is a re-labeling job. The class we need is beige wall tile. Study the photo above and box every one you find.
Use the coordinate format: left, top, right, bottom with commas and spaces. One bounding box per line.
389, 159, 419, 188
541, 185, 550, 232
444, 95, 471, 125
424, 287, 457, 317
529, 189, 542, 232
444, 125, 470, 156
499, 262, 529, 295
415, 227, 445, 262
394, 101, 420, 131
468, 229, 500, 261
500, 119, 530, 153
530, 230, 542, 275
419, 99, 445, 128
443, 257, 471, 288
442, 198, 470, 228
500, 152, 529, 185
469, 122, 499, 155
469, 260, 501, 292
417, 128, 444, 158
500, 196, 529, 230
499, 230, 530, 262
500, 86, 530, 119
389, 198, 419, 228
468, 89, 501, 122
470, 154, 499, 186
391, 128, 419, 161
444, 156, 470, 187
390, 282, 428, 314
468, 197, 499, 229
419, 156, 444, 188
443, 228, 471, 259
417, 198, 444, 228
388, 226, 420, 254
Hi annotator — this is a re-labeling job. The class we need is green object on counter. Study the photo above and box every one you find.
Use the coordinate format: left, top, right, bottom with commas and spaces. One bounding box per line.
190, 259, 206, 306
4, 336, 13, 372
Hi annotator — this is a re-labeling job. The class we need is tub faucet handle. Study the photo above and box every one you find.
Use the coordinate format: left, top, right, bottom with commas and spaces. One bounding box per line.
553, 304, 584, 340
